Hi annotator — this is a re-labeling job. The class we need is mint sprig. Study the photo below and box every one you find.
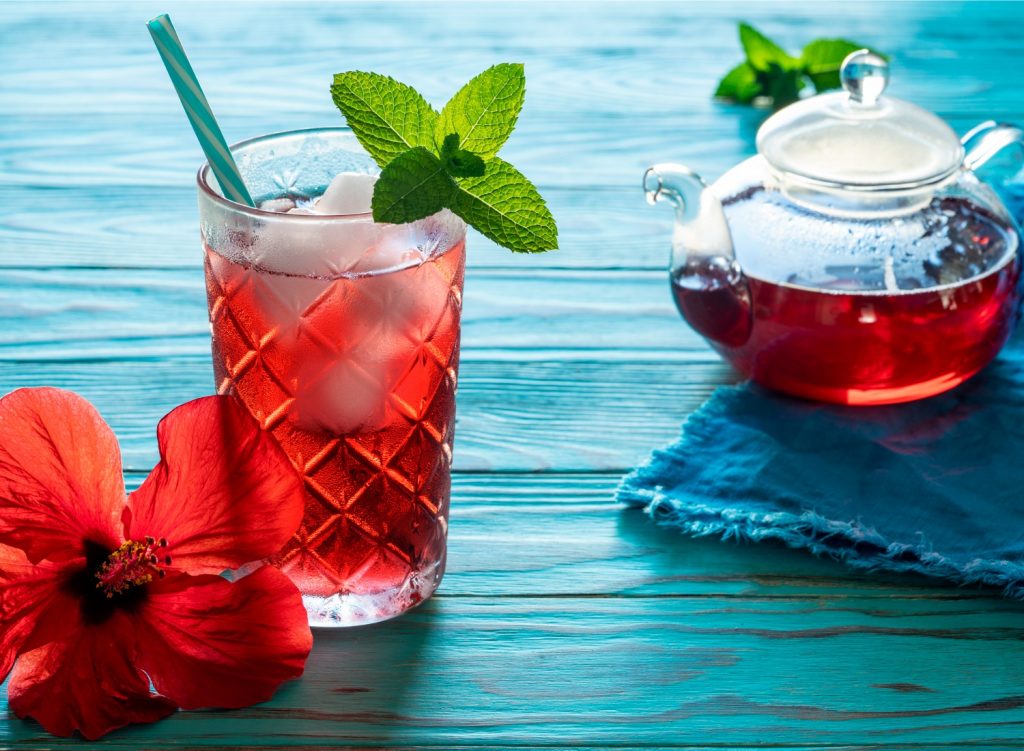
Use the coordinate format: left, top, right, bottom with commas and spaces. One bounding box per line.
715, 23, 887, 107
331, 64, 557, 253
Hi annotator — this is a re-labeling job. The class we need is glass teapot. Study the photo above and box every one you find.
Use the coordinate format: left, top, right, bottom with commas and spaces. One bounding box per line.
645, 51, 1024, 405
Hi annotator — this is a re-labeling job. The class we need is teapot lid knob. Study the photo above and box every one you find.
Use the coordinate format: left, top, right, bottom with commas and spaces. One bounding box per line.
840, 50, 889, 106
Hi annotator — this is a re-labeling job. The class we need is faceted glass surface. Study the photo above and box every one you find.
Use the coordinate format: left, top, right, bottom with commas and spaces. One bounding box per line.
204, 240, 465, 626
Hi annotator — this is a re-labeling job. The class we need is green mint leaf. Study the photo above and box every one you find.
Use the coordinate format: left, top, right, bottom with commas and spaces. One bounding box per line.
717, 23, 887, 107
801, 39, 885, 92
445, 150, 486, 178
759, 63, 805, 107
371, 147, 454, 224
739, 23, 798, 72
440, 133, 460, 157
714, 61, 762, 103
331, 72, 439, 166
450, 157, 557, 253
439, 133, 486, 178
436, 63, 525, 159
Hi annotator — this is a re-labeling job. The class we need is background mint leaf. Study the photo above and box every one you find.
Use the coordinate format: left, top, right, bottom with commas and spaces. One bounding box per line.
739, 23, 798, 72
759, 63, 805, 106
371, 147, 454, 224
331, 72, 439, 166
715, 24, 887, 107
801, 39, 886, 92
714, 61, 761, 103
436, 63, 525, 159
450, 157, 557, 253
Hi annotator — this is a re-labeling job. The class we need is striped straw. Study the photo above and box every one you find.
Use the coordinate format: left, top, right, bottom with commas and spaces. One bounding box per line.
147, 14, 255, 207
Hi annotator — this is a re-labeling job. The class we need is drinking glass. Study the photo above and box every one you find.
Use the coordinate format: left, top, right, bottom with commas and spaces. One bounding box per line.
197, 128, 466, 626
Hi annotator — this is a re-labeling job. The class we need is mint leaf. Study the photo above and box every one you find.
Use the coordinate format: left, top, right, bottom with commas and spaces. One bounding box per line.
331, 63, 557, 253
440, 133, 486, 178
802, 39, 883, 92
739, 23, 798, 72
714, 61, 761, 103
331, 72, 439, 166
436, 63, 525, 159
371, 147, 454, 224
760, 64, 805, 106
715, 23, 887, 107
450, 157, 557, 253
440, 133, 460, 157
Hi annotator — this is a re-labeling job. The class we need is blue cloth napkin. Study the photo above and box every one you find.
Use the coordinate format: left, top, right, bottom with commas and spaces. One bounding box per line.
617, 337, 1024, 597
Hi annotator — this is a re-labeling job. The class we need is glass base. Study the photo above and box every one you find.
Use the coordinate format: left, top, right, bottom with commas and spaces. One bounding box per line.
303, 563, 444, 628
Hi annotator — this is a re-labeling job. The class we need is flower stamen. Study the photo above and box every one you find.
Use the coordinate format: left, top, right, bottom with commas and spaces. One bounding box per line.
95, 539, 172, 598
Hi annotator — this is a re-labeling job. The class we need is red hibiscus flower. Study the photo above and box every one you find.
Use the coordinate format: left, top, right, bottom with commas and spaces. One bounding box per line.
0, 388, 312, 739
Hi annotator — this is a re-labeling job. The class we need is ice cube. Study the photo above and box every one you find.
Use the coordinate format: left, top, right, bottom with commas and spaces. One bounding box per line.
259, 196, 297, 213
295, 348, 392, 435
353, 243, 424, 274
289, 255, 456, 435
314, 172, 377, 215
350, 221, 428, 274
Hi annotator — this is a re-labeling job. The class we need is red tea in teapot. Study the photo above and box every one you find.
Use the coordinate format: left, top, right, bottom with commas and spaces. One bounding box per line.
672, 195, 1020, 405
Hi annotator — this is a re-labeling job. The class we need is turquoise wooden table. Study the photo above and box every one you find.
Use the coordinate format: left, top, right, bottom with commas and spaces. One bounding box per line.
3, 1, 1024, 747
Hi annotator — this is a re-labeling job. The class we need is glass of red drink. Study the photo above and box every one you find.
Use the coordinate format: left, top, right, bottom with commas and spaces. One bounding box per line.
197, 129, 466, 626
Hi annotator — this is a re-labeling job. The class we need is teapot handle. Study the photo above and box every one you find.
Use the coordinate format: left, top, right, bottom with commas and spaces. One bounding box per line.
962, 121, 1024, 172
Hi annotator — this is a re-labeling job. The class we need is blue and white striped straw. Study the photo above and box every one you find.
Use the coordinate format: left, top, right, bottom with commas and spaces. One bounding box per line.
147, 14, 255, 207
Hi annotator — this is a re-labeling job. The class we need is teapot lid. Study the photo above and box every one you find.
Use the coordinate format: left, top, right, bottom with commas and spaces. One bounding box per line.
756, 51, 964, 190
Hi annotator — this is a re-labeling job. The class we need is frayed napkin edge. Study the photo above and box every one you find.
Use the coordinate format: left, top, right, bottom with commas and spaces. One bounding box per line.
618, 477, 1024, 599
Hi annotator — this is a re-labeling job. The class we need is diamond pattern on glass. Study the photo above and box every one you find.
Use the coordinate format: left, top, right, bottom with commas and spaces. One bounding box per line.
204, 241, 465, 600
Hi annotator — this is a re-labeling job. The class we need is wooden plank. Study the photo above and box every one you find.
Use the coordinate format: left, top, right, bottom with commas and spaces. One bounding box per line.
292, 471, 1024, 602
4, 2, 1023, 120
4, 2, 1023, 272
0, 185, 675, 271
2, 112, 1015, 194
0, 474, 1021, 749
0, 267, 709, 361
1, 2, 1022, 197
3, 611, 1022, 749
0, 359, 734, 472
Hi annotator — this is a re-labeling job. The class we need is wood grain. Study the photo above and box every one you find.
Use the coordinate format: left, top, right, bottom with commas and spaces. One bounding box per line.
5, 1, 1024, 274
0, 267, 712, 361
0, 185, 679, 271
0, 474, 1022, 749
0, 358, 735, 472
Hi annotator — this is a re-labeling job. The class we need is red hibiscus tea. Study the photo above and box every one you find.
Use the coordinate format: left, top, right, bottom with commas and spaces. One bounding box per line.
672, 196, 1020, 405
198, 130, 467, 625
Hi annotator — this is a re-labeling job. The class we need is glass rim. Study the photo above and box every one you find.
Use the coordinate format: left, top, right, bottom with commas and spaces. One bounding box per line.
196, 127, 376, 222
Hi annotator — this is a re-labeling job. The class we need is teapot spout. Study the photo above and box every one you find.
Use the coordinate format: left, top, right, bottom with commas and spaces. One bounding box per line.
643, 163, 738, 268
644, 164, 751, 347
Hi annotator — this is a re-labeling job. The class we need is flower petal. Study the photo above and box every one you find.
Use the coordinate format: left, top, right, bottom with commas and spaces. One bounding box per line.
0, 544, 81, 683
0, 388, 125, 562
8, 616, 177, 740
125, 396, 305, 575
134, 567, 312, 710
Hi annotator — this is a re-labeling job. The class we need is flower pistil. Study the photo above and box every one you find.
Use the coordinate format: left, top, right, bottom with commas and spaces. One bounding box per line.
95, 537, 170, 598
